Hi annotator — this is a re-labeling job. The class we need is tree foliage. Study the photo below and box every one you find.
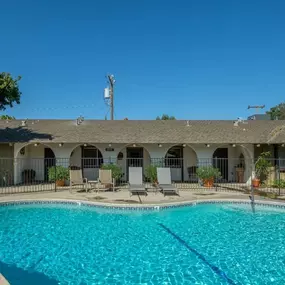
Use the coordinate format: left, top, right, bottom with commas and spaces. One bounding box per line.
266, 102, 285, 120
0, 72, 21, 110
1, 115, 15, 120
156, 114, 176, 120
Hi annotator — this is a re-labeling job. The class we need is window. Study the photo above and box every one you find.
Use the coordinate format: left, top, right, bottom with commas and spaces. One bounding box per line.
82, 146, 103, 168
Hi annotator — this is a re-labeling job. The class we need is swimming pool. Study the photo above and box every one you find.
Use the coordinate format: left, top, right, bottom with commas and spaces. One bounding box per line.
0, 201, 285, 285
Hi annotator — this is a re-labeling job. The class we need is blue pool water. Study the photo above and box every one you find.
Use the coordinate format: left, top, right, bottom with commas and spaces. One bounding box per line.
0, 203, 285, 285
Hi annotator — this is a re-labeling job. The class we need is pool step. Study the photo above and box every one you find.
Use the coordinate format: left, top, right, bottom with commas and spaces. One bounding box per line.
0, 273, 10, 285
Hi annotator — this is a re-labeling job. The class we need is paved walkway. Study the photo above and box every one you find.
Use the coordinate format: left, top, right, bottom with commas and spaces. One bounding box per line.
0, 188, 281, 205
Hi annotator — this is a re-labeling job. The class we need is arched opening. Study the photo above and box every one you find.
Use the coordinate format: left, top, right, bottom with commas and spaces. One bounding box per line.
213, 148, 228, 181
116, 144, 151, 182
165, 145, 198, 182
212, 145, 250, 183
15, 143, 56, 184
70, 144, 103, 181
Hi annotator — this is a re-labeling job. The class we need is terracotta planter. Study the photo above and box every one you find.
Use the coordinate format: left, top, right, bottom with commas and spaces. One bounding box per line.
203, 178, 214, 188
56, 180, 65, 187
252, 178, 260, 188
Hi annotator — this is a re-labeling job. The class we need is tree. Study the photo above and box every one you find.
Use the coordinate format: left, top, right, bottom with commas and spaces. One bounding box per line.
266, 102, 285, 120
0, 72, 22, 110
156, 114, 176, 120
1, 115, 15, 120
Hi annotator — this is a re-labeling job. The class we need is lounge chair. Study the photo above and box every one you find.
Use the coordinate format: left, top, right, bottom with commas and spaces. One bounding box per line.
128, 167, 147, 196
69, 168, 88, 193
157, 167, 179, 196
95, 169, 114, 192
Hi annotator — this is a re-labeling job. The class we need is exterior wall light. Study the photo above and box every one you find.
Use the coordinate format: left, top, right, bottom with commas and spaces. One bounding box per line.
34, 143, 38, 147
232, 144, 236, 147
108, 144, 112, 147
282, 144, 285, 147
158, 144, 162, 148
205, 144, 210, 147
132, 144, 137, 147
182, 144, 186, 148
59, 143, 63, 147
256, 144, 260, 147
83, 144, 87, 147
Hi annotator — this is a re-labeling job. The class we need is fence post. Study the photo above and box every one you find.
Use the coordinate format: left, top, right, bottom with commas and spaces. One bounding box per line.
54, 159, 57, 192
278, 158, 281, 196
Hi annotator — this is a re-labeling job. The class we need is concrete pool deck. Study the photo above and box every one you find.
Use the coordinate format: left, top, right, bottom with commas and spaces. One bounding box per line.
0, 188, 283, 206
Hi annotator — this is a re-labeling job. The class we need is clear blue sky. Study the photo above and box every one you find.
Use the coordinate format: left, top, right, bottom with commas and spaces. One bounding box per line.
1, 0, 285, 120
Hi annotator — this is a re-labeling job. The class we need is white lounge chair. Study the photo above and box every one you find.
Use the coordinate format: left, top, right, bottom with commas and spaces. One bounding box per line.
69, 168, 88, 193
95, 169, 114, 192
128, 167, 147, 196
157, 167, 179, 196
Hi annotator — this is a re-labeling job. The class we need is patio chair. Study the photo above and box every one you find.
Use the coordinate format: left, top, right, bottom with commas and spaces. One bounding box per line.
157, 167, 179, 196
95, 169, 114, 193
69, 168, 89, 193
128, 167, 147, 196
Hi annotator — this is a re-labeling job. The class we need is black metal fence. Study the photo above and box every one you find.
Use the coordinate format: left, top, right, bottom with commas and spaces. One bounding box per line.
0, 157, 285, 195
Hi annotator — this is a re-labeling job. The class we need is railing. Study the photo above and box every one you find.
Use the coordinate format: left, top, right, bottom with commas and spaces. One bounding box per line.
0, 157, 285, 195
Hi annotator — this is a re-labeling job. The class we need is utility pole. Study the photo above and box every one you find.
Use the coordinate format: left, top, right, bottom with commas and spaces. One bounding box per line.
107, 75, 115, 120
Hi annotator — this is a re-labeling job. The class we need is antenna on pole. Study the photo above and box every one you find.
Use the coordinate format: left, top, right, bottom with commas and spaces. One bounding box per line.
103, 74, 115, 120
247, 105, 265, 113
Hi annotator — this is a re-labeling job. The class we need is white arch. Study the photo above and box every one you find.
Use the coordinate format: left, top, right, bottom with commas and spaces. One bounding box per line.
15, 142, 56, 158
115, 143, 152, 158
162, 143, 198, 158
68, 143, 104, 158
211, 144, 253, 160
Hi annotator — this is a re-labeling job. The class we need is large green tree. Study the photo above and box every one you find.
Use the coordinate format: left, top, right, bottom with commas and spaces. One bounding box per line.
0, 115, 15, 120
266, 102, 285, 120
156, 114, 176, 120
0, 72, 21, 110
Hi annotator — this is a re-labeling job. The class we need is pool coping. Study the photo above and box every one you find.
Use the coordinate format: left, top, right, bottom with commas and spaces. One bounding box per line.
0, 198, 285, 210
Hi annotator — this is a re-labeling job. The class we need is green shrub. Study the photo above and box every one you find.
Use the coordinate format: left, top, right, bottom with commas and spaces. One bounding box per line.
255, 151, 272, 183
272, 179, 285, 188
48, 166, 69, 182
145, 165, 158, 183
101, 164, 123, 180
196, 166, 221, 180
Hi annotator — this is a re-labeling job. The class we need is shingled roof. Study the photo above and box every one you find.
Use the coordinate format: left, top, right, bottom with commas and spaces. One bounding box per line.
0, 119, 284, 144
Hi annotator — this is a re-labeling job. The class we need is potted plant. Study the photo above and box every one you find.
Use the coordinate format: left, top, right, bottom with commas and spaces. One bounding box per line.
21, 169, 36, 184
196, 166, 221, 187
48, 166, 69, 187
145, 165, 158, 186
253, 151, 272, 188
101, 163, 123, 186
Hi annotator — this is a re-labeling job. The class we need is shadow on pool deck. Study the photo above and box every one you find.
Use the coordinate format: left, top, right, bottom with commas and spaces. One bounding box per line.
0, 261, 58, 285
158, 223, 239, 285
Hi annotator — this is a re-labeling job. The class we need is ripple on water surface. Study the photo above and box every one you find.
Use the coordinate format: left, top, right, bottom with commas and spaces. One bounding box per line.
0, 202, 285, 285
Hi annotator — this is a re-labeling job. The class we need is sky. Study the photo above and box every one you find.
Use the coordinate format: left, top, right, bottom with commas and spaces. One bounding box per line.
1, 0, 285, 120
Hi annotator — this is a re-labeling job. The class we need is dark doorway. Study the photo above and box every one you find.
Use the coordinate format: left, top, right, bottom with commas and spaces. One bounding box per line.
44, 148, 55, 182
126, 147, 144, 180
213, 148, 228, 181
165, 146, 184, 181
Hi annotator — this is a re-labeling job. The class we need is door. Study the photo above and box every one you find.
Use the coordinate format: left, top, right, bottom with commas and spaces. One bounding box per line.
213, 148, 228, 181
126, 147, 144, 180
44, 148, 55, 182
